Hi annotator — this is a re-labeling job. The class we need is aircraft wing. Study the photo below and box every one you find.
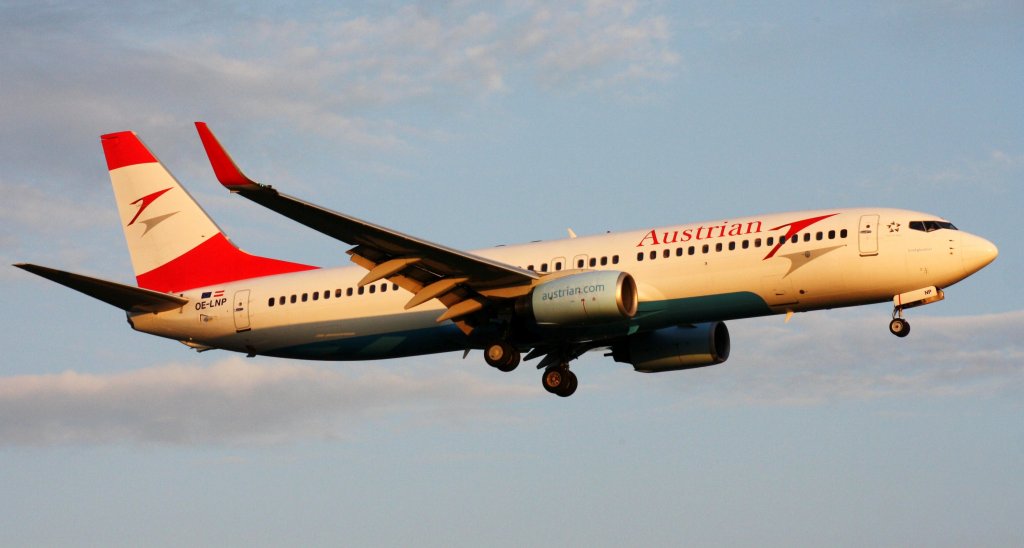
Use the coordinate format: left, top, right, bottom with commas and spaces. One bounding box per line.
195, 122, 539, 331
15, 263, 189, 314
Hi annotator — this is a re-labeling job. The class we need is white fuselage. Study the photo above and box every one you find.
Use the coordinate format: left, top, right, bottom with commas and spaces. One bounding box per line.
129, 207, 995, 360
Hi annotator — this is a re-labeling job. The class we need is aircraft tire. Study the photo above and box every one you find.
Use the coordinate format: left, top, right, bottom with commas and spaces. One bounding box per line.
889, 318, 910, 337
485, 341, 519, 371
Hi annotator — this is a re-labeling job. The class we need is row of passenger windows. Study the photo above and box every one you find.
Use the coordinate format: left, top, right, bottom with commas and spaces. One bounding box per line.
267, 228, 851, 308
267, 282, 400, 307
522, 254, 620, 273
637, 229, 849, 261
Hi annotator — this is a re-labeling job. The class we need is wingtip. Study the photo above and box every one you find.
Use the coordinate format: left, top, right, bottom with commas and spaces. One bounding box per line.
194, 122, 258, 189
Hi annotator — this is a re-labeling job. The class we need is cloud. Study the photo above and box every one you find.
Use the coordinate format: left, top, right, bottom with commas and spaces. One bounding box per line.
664, 310, 1024, 407
0, 2, 681, 170
2, 311, 1019, 446
0, 357, 535, 447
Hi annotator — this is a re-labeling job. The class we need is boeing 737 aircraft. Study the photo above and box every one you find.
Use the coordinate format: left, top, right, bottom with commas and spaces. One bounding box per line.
16, 124, 999, 397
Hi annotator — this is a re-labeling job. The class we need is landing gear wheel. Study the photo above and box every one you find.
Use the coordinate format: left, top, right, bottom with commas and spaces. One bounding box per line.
542, 367, 578, 397
889, 318, 910, 337
484, 341, 520, 372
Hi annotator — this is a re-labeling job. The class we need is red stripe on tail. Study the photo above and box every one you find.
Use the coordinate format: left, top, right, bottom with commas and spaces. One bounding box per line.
136, 233, 317, 293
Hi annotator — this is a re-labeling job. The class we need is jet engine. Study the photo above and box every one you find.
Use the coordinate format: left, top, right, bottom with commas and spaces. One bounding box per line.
612, 322, 730, 372
517, 271, 638, 326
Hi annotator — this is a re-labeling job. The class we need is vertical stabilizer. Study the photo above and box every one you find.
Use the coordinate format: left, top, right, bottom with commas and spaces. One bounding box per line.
102, 131, 315, 293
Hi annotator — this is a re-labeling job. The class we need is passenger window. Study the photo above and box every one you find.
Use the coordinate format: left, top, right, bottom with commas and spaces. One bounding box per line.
715, 243, 723, 252
358, 287, 364, 295
767, 237, 774, 246
347, 288, 353, 297
324, 289, 330, 300
369, 285, 376, 294
279, 296, 285, 305
335, 289, 342, 298
792, 235, 799, 243
612, 255, 619, 264
650, 251, 657, 260
728, 241, 736, 251
302, 293, 308, 302
742, 240, 749, 249
754, 238, 761, 248
702, 244, 709, 254
393, 284, 399, 291
840, 229, 848, 238
663, 249, 670, 258
688, 246, 695, 255
290, 295, 297, 304
636, 252, 644, 262
577, 259, 585, 268
816, 232, 823, 241
541, 264, 548, 272
554, 261, 562, 271
828, 230, 835, 240
312, 292, 319, 301
527, 264, 534, 271
381, 284, 387, 292
268, 297, 275, 307
600, 257, 607, 266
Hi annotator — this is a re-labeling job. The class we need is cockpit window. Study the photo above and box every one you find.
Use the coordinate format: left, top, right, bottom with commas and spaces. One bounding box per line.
909, 220, 958, 232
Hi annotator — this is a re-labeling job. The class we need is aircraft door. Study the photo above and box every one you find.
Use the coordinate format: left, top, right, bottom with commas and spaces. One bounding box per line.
233, 289, 251, 332
858, 214, 879, 256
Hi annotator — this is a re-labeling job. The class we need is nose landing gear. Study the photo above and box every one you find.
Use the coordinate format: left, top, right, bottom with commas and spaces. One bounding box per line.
889, 286, 944, 338
889, 315, 910, 337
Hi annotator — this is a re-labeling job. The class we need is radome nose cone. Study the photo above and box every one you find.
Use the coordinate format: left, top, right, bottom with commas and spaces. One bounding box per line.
962, 235, 998, 275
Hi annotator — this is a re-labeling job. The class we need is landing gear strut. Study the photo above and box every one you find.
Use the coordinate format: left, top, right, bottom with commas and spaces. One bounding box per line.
542, 366, 578, 397
889, 286, 944, 338
484, 340, 520, 372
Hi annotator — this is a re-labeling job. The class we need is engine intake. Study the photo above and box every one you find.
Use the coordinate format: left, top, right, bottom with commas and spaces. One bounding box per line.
612, 322, 730, 372
519, 271, 638, 326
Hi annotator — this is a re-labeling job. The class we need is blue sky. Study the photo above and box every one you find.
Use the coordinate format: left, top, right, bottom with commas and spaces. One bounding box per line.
1, 1, 1021, 546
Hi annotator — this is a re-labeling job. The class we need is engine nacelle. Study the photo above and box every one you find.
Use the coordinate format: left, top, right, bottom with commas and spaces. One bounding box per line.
612, 322, 730, 373
519, 271, 638, 326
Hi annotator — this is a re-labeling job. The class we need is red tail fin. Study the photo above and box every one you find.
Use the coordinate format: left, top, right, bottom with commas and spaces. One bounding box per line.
102, 131, 317, 293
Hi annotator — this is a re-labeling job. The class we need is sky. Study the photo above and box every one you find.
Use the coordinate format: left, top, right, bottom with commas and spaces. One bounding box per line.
1, 1, 1021, 546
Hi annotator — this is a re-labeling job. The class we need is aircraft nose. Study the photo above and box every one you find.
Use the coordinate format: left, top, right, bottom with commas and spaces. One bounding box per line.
961, 233, 998, 275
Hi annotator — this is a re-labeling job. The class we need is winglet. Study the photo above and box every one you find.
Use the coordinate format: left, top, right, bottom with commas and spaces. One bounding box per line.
195, 122, 260, 189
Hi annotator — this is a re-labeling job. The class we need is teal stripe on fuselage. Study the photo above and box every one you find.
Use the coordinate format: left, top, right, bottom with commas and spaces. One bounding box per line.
633, 291, 772, 328
264, 291, 773, 361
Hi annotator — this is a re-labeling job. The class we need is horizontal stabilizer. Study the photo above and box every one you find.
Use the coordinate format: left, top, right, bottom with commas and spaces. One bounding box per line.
14, 263, 189, 313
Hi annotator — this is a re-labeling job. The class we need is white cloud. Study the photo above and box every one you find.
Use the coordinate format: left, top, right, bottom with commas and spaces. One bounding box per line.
0, 357, 535, 447
663, 310, 1024, 407
1, 311, 1019, 446
0, 2, 681, 163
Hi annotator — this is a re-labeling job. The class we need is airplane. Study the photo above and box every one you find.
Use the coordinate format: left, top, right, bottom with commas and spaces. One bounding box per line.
15, 123, 999, 397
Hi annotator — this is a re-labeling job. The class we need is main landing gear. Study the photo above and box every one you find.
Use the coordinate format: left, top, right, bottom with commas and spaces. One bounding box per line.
484, 340, 520, 372
542, 366, 578, 398
483, 340, 579, 397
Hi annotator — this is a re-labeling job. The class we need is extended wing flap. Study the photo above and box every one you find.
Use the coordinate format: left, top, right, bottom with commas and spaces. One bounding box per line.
15, 263, 189, 314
